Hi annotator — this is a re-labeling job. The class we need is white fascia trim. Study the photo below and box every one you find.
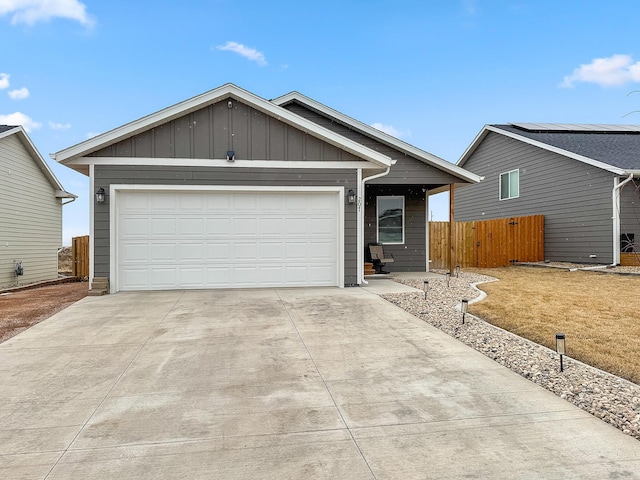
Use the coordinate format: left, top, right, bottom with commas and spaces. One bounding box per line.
467, 125, 629, 175
272, 91, 481, 184
53, 83, 391, 169
65, 156, 379, 170
457, 125, 490, 166
108, 184, 346, 292
2, 125, 75, 196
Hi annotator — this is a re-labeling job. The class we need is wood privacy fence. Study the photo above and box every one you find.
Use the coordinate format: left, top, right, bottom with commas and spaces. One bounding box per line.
71, 235, 90, 278
429, 215, 545, 269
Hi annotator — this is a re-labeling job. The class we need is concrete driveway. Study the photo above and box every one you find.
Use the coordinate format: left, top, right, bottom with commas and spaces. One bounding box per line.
2, 286, 640, 479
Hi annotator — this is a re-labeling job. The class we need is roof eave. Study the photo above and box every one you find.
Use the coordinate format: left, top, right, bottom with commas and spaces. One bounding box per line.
272, 91, 481, 184
481, 125, 630, 175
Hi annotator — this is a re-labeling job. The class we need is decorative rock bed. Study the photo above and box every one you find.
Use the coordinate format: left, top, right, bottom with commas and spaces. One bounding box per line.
382, 271, 640, 441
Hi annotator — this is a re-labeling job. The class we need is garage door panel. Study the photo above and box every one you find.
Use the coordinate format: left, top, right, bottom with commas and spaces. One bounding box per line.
234, 218, 259, 235
207, 218, 232, 235
259, 217, 284, 236
179, 267, 205, 287
151, 268, 178, 288
309, 241, 334, 260
178, 194, 205, 213
285, 218, 308, 235
207, 243, 232, 260
120, 242, 149, 263
149, 243, 176, 262
117, 190, 339, 290
121, 218, 149, 237
178, 243, 205, 261
259, 242, 284, 260
151, 218, 177, 236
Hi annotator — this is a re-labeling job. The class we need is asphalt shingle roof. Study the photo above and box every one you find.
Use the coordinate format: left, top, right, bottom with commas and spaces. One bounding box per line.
493, 124, 640, 171
0, 125, 18, 134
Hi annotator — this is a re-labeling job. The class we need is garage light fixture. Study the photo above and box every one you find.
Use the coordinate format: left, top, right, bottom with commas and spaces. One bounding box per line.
556, 333, 566, 372
95, 187, 106, 204
226, 150, 235, 162
461, 299, 469, 324
347, 189, 356, 205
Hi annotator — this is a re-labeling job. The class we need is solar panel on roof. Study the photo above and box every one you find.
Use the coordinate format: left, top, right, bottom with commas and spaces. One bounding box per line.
510, 123, 640, 132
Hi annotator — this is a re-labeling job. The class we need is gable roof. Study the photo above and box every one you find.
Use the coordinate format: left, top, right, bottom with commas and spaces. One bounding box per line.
52, 83, 394, 173
272, 91, 481, 184
0, 125, 76, 199
458, 123, 640, 175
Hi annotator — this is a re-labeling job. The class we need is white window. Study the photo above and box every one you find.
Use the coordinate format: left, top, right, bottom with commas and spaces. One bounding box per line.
377, 196, 404, 244
500, 169, 519, 200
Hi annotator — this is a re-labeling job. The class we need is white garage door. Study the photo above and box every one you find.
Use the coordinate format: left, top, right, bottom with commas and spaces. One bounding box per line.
116, 190, 340, 290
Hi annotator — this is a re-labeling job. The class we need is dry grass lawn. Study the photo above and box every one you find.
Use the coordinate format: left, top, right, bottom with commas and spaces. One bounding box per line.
469, 267, 640, 385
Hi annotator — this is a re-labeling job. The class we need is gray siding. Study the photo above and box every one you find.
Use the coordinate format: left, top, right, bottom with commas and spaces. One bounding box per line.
0, 134, 62, 287
364, 185, 426, 271
94, 166, 358, 285
620, 179, 640, 250
455, 132, 615, 264
283, 102, 462, 186
91, 99, 361, 163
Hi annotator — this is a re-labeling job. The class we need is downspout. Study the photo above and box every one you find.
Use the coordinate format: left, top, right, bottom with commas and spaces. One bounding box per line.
611, 173, 635, 266
359, 165, 393, 285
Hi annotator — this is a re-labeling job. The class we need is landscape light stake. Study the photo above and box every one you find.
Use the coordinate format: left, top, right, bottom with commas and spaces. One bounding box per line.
456, 264, 460, 278
446, 271, 451, 287
461, 299, 469, 324
423, 280, 429, 300
556, 333, 566, 372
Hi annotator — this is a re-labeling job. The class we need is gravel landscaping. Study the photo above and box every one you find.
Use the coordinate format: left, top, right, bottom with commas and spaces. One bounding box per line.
382, 271, 640, 441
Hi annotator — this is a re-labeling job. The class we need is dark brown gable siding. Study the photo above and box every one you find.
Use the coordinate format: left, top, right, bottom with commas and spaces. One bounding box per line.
283, 102, 461, 185
90, 98, 361, 162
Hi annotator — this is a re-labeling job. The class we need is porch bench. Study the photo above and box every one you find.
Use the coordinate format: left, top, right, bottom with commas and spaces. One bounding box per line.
369, 243, 394, 274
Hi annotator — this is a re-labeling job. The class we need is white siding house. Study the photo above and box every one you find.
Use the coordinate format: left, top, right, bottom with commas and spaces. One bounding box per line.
0, 126, 76, 287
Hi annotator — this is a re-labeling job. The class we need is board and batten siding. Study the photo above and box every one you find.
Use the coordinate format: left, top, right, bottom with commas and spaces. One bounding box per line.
0, 134, 62, 286
90, 99, 361, 163
282, 102, 462, 186
94, 165, 358, 285
455, 132, 615, 264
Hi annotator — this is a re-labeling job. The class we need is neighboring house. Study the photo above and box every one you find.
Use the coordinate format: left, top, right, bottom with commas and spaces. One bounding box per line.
0, 125, 76, 287
53, 83, 479, 292
455, 123, 640, 265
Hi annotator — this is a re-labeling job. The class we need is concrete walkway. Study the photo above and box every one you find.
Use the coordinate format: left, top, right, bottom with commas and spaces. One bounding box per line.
1, 287, 640, 479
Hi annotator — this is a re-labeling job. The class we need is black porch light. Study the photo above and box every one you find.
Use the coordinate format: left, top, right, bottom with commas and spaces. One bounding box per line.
347, 189, 357, 205
556, 333, 566, 372
461, 299, 469, 324
95, 187, 105, 204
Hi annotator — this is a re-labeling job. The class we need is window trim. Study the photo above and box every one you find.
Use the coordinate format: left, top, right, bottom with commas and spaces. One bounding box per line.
376, 195, 405, 245
499, 169, 520, 200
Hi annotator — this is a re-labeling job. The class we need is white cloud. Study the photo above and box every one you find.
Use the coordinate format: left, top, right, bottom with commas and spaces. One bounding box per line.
561, 54, 640, 88
8, 86, 29, 99
215, 41, 267, 66
0, 0, 94, 27
49, 120, 71, 130
0, 111, 41, 131
0, 73, 9, 89
371, 122, 411, 139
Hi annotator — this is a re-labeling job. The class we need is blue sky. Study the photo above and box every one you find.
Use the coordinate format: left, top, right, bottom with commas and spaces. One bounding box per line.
2, 0, 640, 244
